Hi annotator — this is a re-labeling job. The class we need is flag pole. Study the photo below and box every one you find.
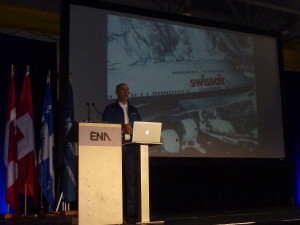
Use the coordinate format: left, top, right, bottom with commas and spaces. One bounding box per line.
25, 66, 28, 216
7, 64, 14, 215
24, 184, 27, 215
50, 70, 55, 212
55, 192, 63, 212
24, 66, 29, 216
39, 127, 44, 214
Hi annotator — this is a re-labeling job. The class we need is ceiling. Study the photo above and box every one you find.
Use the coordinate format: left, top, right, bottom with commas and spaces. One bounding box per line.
0, 0, 300, 43
110, 0, 300, 42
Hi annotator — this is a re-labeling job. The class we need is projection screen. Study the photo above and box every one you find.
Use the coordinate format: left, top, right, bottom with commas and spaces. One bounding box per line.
67, 2, 285, 158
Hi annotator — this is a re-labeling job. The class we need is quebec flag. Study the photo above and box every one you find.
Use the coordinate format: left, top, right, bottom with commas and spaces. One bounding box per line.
38, 75, 55, 211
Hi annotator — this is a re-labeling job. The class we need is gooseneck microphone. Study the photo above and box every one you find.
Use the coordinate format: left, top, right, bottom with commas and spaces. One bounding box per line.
86, 102, 91, 122
91, 103, 103, 120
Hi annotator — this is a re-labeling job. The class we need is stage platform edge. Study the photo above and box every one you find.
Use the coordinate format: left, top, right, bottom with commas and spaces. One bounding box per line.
0, 210, 78, 219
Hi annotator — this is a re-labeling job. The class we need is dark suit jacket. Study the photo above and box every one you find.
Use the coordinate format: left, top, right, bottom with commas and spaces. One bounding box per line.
103, 100, 141, 142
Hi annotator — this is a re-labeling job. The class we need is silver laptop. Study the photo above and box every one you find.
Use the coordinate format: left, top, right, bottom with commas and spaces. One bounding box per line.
132, 121, 162, 144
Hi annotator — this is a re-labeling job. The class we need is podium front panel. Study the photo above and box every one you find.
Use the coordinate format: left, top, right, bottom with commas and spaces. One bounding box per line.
78, 122, 122, 225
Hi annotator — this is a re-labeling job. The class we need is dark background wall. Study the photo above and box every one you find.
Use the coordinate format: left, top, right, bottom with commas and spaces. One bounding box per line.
284, 71, 300, 204
149, 158, 292, 215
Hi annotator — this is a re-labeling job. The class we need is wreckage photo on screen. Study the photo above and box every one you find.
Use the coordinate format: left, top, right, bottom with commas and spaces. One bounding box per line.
107, 15, 258, 157
69, 4, 285, 158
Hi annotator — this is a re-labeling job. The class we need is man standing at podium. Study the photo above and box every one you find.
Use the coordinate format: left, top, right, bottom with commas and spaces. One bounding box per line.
103, 83, 141, 221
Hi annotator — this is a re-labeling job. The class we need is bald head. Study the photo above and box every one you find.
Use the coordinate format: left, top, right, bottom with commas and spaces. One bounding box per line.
115, 83, 130, 104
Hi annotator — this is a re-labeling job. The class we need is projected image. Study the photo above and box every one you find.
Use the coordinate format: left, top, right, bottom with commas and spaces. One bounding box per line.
107, 14, 258, 157
157, 96, 258, 157
107, 15, 255, 98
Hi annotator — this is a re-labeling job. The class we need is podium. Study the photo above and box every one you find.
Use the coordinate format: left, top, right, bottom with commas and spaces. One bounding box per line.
78, 122, 162, 224
78, 122, 123, 225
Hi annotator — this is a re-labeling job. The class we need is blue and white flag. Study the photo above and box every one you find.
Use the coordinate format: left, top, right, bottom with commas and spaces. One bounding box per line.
62, 78, 77, 203
38, 75, 55, 211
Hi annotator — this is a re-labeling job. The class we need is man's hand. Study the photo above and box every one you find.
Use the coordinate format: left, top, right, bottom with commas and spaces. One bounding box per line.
123, 123, 133, 135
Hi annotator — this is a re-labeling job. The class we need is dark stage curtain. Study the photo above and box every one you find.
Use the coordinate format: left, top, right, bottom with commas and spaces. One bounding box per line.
284, 70, 300, 205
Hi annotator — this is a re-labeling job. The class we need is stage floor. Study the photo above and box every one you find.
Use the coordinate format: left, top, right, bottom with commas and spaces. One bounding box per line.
1, 206, 300, 224
152, 206, 300, 225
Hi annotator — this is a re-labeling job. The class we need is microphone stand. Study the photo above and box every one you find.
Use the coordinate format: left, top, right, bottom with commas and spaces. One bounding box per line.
91, 103, 103, 121
86, 102, 91, 122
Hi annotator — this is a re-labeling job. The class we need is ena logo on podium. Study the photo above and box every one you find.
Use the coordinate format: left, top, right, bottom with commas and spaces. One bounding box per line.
79, 123, 121, 146
90, 131, 111, 142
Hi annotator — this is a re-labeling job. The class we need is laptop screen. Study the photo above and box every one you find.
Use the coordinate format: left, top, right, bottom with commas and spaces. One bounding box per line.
132, 121, 162, 144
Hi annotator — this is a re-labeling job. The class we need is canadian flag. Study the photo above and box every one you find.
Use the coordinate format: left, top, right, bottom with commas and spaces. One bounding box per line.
4, 68, 20, 213
16, 70, 38, 205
